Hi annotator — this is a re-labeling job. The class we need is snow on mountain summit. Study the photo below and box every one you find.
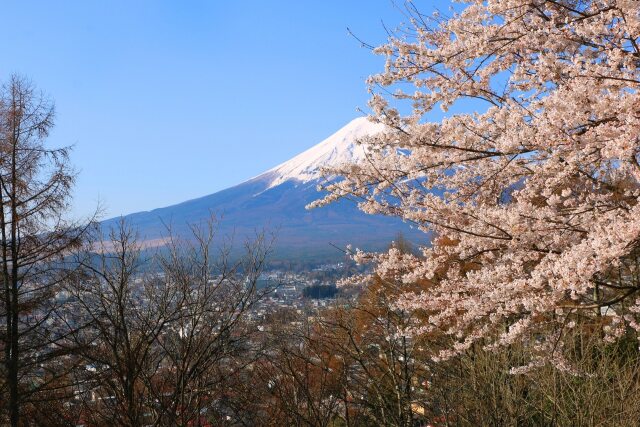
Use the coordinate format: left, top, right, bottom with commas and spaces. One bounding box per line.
101, 115, 421, 259
260, 117, 385, 189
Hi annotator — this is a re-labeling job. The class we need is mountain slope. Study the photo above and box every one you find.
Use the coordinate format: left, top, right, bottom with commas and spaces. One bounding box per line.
102, 118, 424, 261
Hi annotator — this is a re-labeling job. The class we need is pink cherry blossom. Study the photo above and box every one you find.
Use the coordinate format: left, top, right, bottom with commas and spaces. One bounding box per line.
311, 0, 640, 363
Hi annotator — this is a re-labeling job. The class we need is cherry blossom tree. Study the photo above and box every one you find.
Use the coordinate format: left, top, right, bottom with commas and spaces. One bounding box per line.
312, 0, 640, 364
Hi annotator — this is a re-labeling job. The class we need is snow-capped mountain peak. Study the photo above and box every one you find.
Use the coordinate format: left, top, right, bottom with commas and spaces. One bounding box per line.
101, 116, 420, 260
260, 117, 385, 189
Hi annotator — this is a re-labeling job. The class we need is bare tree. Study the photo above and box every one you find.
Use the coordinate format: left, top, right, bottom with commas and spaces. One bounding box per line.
0, 75, 90, 426
68, 221, 174, 425
257, 316, 346, 427
150, 220, 272, 426
68, 217, 273, 426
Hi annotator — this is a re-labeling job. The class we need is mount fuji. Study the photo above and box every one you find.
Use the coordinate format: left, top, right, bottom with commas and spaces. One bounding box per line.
102, 118, 423, 261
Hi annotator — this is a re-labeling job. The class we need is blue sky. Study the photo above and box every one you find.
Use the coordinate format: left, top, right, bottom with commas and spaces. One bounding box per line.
0, 1, 451, 219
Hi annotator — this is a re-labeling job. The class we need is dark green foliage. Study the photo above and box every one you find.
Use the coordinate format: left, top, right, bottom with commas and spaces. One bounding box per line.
303, 284, 338, 299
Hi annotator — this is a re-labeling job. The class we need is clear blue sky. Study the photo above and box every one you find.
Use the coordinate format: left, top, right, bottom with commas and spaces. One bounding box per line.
0, 1, 451, 219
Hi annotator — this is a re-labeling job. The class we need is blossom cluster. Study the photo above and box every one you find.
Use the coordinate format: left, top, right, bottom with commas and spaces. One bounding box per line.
311, 0, 640, 362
